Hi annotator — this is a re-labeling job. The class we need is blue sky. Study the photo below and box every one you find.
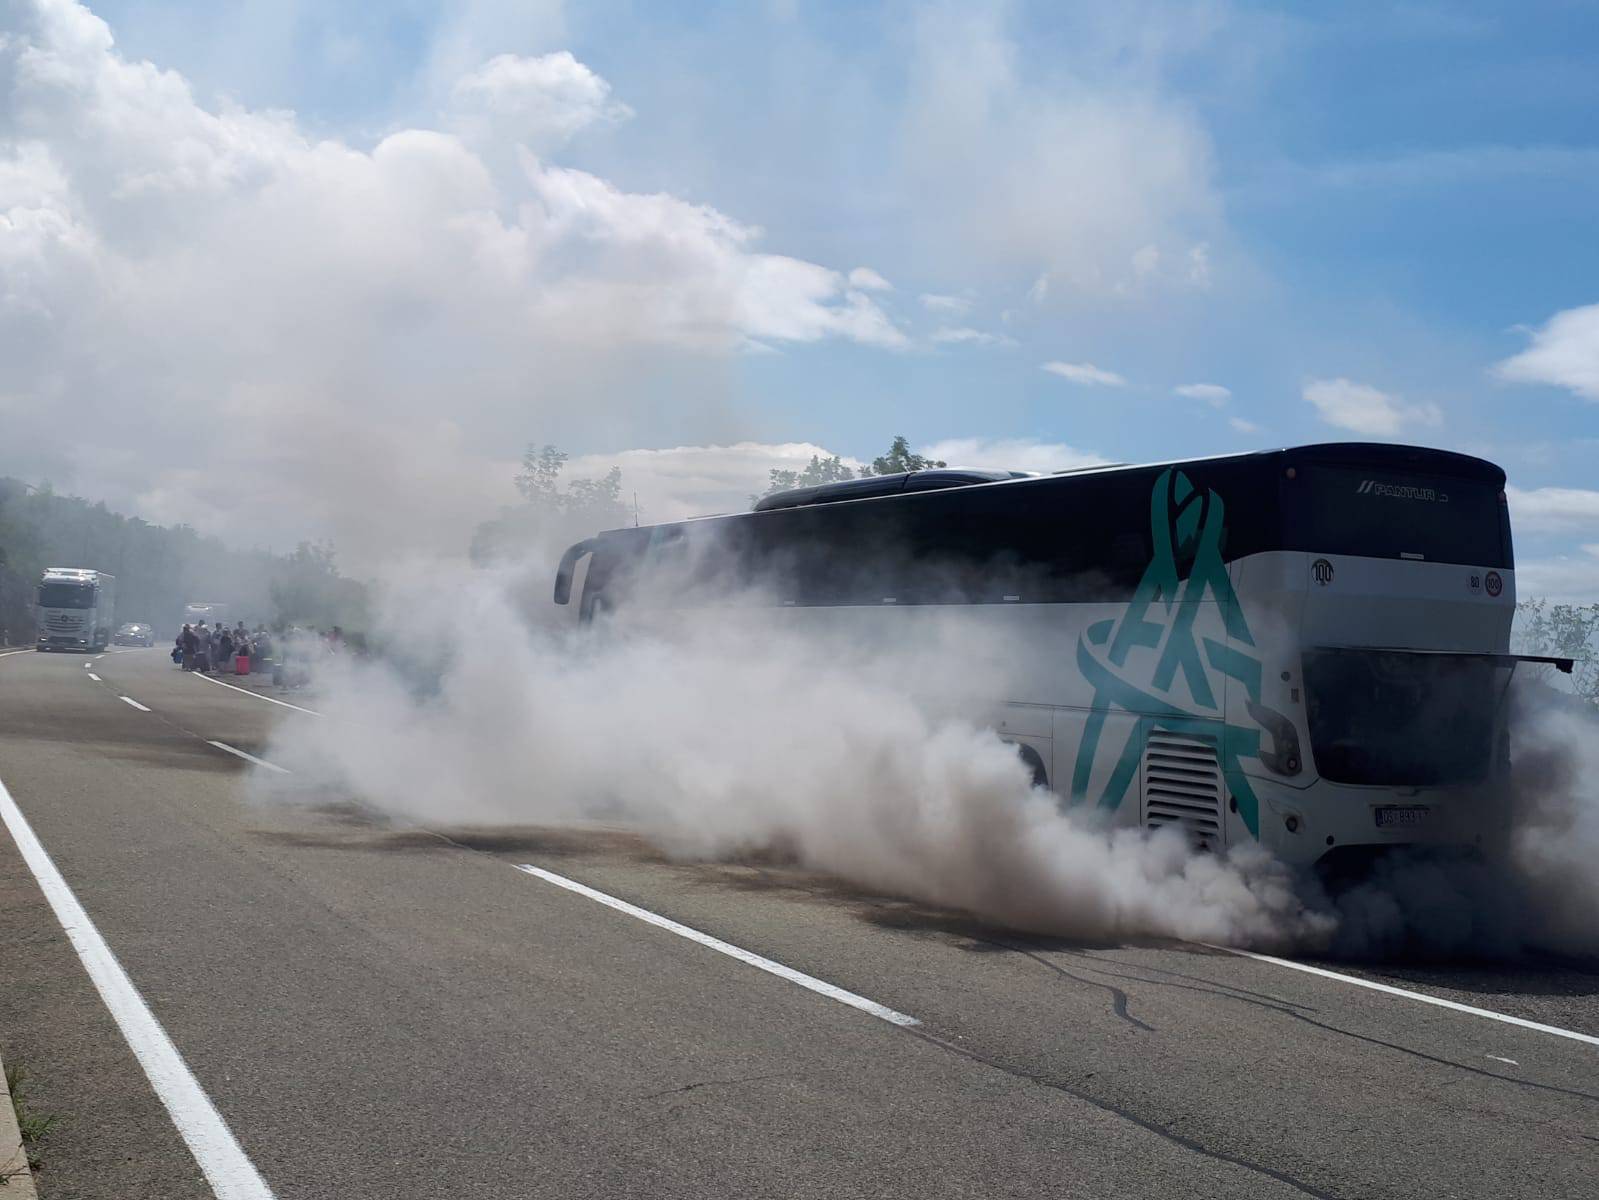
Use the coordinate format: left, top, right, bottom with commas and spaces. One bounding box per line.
4, 0, 1598, 590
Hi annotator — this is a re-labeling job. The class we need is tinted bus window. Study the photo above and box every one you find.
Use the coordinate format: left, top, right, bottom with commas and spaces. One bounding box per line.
1287, 464, 1508, 567
1303, 649, 1500, 785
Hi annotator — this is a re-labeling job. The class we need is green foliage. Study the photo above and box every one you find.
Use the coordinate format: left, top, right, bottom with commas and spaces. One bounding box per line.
864, 435, 946, 477
268, 542, 369, 631
471, 444, 631, 564
5, 1061, 65, 1175
1515, 598, 1599, 706
760, 454, 857, 499
0, 477, 367, 640
755, 436, 948, 505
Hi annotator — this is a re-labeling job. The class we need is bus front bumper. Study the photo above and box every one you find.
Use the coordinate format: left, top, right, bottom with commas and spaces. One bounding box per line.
1244, 775, 1503, 869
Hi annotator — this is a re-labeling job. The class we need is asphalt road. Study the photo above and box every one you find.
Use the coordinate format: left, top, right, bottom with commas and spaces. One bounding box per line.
0, 646, 1595, 1199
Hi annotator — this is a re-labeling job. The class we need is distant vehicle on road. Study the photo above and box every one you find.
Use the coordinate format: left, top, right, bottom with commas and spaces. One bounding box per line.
37, 567, 116, 652
555, 443, 1574, 872
114, 622, 156, 647
182, 602, 229, 630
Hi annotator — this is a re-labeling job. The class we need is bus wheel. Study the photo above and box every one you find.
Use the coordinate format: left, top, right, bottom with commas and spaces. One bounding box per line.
1009, 743, 1050, 791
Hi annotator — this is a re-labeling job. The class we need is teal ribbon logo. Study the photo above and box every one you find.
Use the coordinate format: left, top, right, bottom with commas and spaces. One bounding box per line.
1070, 468, 1267, 837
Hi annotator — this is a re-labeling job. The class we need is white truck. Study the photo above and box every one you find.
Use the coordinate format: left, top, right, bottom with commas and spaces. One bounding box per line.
36, 567, 117, 652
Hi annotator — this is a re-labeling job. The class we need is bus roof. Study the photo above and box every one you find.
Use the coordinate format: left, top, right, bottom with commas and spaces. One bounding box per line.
609, 442, 1506, 536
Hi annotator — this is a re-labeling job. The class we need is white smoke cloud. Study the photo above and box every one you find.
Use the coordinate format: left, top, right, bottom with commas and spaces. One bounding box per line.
262, 563, 1334, 949
261, 562, 1599, 959
0, 0, 902, 562
902, 5, 1221, 299
562, 441, 859, 523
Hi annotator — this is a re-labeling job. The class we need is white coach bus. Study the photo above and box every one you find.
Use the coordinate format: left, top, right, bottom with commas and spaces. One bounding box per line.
553, 444, 1571, 871
36, 567, 117, 652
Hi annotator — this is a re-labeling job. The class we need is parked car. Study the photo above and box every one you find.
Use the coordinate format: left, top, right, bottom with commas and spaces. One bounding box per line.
113, 622, 156, 647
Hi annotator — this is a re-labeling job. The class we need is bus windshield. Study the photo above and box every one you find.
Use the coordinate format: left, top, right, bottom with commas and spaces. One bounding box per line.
1302, 649, 1503, 786
39, 582, 95, 608
1288, 463, 1507, 567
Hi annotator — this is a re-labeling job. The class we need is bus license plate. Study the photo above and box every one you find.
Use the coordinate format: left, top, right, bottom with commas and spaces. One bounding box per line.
1375, 806, 1429, 830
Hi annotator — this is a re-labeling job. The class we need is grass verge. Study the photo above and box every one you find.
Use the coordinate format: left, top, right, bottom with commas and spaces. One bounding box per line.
3, 1061, 64, 1181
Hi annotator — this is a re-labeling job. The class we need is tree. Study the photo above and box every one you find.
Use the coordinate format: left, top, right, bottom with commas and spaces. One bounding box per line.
471, 444, 631, 565
756, 437, 948, 504
1515, 598, 1599, 707
864, 435, 945, 477
268, 542, 369, 631
760, 454, 857, 499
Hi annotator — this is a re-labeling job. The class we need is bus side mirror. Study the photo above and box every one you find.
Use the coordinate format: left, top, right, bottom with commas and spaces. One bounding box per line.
553, 539, 597, 605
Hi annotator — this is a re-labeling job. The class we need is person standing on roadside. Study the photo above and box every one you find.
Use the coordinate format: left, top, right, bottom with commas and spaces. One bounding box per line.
218, 626, 235, 673
179, 624, 196, 670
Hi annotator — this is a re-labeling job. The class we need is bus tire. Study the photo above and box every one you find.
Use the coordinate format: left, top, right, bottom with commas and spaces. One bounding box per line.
1008, 742, 1050, 791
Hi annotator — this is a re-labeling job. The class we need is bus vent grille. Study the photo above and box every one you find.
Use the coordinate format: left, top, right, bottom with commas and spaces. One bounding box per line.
1141, 731, 1224, 852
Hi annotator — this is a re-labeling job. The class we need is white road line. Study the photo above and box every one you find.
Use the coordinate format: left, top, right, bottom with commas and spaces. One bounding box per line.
0, 772, 277, 1199
190, 672, 322, 717
83, 662, 92, 668
88, 673, 101, 682
207, 742, 291, 775
1217, 947, 1599, 1049
515, 864, 920, 1028
0, 648, 33, 659
120, 696, 151, 712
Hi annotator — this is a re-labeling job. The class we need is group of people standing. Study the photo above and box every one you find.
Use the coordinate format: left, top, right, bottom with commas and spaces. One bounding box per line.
175, 620, 271, 675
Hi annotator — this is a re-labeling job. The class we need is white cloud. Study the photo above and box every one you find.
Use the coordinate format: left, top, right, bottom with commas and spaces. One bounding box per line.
1041, 361, 1127, 387
1493, 302, 1599, 401
930, 326, 1016, 349
1515, 546, 1599, 605
1303, 378, 1442, 436
920, 438, 1105, 475
565, 442, 858, 522
920, 292, 972, 316
1174, 382, 1230, 406
1506, 486, 1599, 534
1228, 417, 1261, 434
847, 266, 892, 291
0, 0, 905, 561
903, 7, 1222, 299
448, 51, 633, 150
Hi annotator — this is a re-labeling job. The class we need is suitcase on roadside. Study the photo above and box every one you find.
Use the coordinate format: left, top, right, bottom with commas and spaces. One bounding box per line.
235, 654, 250, 675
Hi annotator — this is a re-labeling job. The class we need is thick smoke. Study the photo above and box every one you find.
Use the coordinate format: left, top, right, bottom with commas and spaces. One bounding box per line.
256, 557, 1599, 960
261, 560, 1336, 950
1317, 686, 1599, 961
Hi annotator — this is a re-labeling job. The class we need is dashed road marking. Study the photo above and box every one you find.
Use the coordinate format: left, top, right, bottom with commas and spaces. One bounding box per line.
0, 771, 278, 1199
190, 672, 321, 716
120, 696, 151, 712
207, 742, 290, 774
515, 864, 920, 1028
88, 673, 101, 682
